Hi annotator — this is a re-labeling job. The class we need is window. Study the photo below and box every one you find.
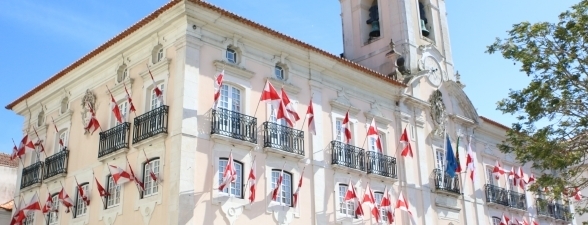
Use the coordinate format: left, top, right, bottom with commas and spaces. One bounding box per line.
111, 101, 128, 127
338, 184, 355, 217
31, 147, 40, 164
435, 149, 445, 170
374, 191, 388, 222
117, 64, 128, 83
491, 216, 501, 225
218, 158, 243, 198
335, 119, 354, 143
218, 84, 241, 112
486, 167, 495, 186
143, 158, 160, 198
37, 111, 45, 127
418, 1, 434, 40
369, 132, 385, 152
226, 48, 237, 63
74, 183, 89, 217
151, 44, 163, 64
106, 176, 121, 208
47, 193, 59, 224
271, 170, 292, 206
274, 65, 284, 80
157, 48, 164, 62
60, 97, 69, 114
55, 130, 68, 152
23, 211, 34, 225
150, 83, 165, 110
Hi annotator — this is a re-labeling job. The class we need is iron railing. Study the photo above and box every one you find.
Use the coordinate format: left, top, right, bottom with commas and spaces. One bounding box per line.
43, 148, 69, 180
537, 199, 571, 221
366, 151, 397, 179
98, 122, 130, 158
508, 191, 527, 210
21, 161, 43, 189
263, 122, 304, 156
433, 169, 461, 194
211, 108, 257, 144
485, 184, 509, 206
554, 203, 571, 221
133, 105, 169, 144
331, 141, 365, 172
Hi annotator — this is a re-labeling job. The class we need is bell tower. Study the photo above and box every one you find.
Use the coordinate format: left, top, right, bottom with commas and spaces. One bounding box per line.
339, 0, 455, 83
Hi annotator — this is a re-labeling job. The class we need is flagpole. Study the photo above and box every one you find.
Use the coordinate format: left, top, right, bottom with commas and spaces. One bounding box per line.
35, 190, 48, 225
11, 138, 25, 168
33, 126, 48, 159
125, 155, 142, 194
298, 93, 313, 132
93, 171, 107, 209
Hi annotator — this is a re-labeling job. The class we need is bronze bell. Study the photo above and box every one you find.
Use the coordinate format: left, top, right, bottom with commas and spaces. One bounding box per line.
420, 19, 430, 37
369, 20, 380, 37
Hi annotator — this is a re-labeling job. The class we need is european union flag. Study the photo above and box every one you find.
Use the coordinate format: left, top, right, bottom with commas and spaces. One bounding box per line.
445, 135, 458, 178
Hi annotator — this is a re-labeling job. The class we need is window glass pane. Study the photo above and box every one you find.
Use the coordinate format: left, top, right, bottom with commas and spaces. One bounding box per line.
226, 49, 236, 63
48, 194, 59, 224
271, 171, 292, 205
218, 159, 243, 198
107, 176, 121, 207
374, 192, 387, 221
435, 150, 445, 169
75, 185, 88, 217
157, 48, 163, 62
336, 120, 342, 142
56, 130, 68, 152
275, 66, 284, 80
338, 184, 355, 216
150, 84, 164, 110
143, 159, 161, 197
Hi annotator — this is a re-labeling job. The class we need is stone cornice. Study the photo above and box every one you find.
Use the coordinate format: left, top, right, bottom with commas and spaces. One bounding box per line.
213, 60, 255, 80
266, 77, 300, 95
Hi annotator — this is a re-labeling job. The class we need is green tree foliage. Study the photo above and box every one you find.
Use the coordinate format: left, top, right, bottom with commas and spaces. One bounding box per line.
487, 0, 588, 215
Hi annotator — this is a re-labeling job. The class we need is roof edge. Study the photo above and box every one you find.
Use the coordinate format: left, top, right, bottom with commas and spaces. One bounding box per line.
479, 116, 510, 131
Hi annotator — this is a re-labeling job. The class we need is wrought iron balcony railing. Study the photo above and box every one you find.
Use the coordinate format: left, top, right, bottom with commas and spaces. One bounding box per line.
211, 108, 257, 144
508, 190, 527, 210
43, 148, 69, 180
554, 203, 571, 221
262, 122, 304, 156
485, 184, 509, 206
331, 140, 365, 172
433, 169, 461, 195
21, 161, 43, 189
366, 151, 397, 179
133, 105, 169, 144
98, 122, 130, 158
537, 198, 555, 218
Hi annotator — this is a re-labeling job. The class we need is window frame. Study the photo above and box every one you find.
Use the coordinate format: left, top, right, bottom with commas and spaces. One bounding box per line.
37, 111, 45, 127
274, 65, 285, 80
491, 216, 501, 225
106, 175, 121, 208
60, 97, 69, 114
142, 158, 161, 198
226, 48, 237, 64
55, 129, 68, 153
218, 84, 242, 112
335, 118, 354, 144
157, 48, 164, 63
486, 167, 496, 186
47, 193, 59, 224
74, 182, 89, 218
338, 184, 356, 217
434, 148, 445, 170
368, 131, 386, 152
271, 169, 293, 207
218, 157, 244, 199
110, 100, 129, 127
117, 64, 128, 83
148, 83, 165, 110
373, 191, 388, 222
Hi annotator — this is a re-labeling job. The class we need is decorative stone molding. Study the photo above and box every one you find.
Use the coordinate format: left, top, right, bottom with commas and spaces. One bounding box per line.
109, 78, 134, 97
220, 199, 245, 225
363, 102, 392, 126
267, 77, 300, 95
80, 89, 97, 135
329, 90, 360, 115
271, 207, 296, 225
435, 195, 461, 211
214, 60, 255, 80
428, 90, 447, 137
140, 58, 171, 81
401, 94, 431, 110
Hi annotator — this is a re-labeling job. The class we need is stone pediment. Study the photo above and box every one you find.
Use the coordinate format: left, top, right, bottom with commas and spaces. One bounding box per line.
440, 81, 479, 125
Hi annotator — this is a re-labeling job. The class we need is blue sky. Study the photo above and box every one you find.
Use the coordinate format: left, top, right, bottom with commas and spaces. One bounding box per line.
0, 0, 578, 153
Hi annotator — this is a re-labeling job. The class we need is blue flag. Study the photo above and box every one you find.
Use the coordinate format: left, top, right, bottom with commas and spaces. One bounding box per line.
445, 135, 458, 178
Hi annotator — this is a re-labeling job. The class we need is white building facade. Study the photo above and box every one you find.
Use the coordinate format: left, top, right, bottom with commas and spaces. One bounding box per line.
5, 0, 577, 225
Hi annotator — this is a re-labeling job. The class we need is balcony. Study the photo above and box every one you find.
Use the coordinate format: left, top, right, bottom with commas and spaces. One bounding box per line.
211, 108, 257, 145
262, 122, 304, 159
21, 161, 43, 189
366, 151, 397, 180
43, 148, 69, 181
508, 191, 527, 211
133, 105, 169, 144
537, 199, 571, 221
98, 122, 130, 159
433, 169, 461, 196
485, 184, 509, 207
331, 141, 365, 172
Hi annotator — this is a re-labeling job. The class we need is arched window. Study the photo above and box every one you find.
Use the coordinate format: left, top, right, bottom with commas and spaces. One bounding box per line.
23, 210, 35, 225
271, 169, 292, 206
226, 47, 237, 64
142, 158, 161, 198
491, 216, 501, 225
106, 175, 122, 207
338, 184, 356, 217
151, 44, 164, 64
37, 110, 44, 127
74, 182, 89, 218
60, 97, 69, 114
117, 64, 128, 82
374, 191, 389, 222
218, 158, 243, 198
47, 193, 59, 224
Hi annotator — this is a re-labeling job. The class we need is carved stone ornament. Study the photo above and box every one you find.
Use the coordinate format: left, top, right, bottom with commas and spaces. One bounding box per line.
80, 89, 97, 134
428, 90, 446, 137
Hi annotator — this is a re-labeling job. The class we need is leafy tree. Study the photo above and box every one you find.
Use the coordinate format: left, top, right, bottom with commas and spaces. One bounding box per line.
486, 0, 588, 215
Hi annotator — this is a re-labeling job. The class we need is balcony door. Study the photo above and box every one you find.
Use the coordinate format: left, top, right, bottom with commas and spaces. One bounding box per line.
218, 84, 242, 136
269, 104, 288, 149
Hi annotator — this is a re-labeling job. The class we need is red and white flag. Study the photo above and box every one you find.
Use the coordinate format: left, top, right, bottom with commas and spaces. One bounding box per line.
517, 167, 526, 189
396, 193, 412, 216
10, 145, 19, 161
95, 177, 110, 197
362, 183, 380, 223
213, 70, 224, 108
261, 80, 281, 109
306, 99, 316, 135
123, 83, 136, 114
271, 169, 284, 201
17, 134, 35, 157
573, 187, 583, 201
380, 187, 394, 224
147, 67, 164, 104
76, 182, 90, 206
400, 128, 413, 157
466, 139, 476, 182
341, 111, 352, 144
277, 97, 295, 127
492, 161, 505, 180
531, 218, 539, 225
143, 150, 159, 184
526, 174, 535, 185
58, 187, 74, 213
23, 193, 42, 212
247, 158, 256, 204
42, 193, 56, 214
219, 152, 237, 191
108, 164, 132, 185
32, 127, 45, 153
343, 180, 364, 217
292, 168, 304, 208
11, 202, 25, 225
51, 117, 64, 149
109, 90, 123, 124
500, 213, 510, 225
367, 118, 383, 153
85, 104, 101, 135
281, 88, 300, 121
128, 163, 145, 192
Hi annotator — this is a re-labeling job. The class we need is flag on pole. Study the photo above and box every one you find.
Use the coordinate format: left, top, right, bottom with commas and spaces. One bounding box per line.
396, 193, 412, 216
272, 168, 284, 201
247, 158, 256, 204
517, 167, 526, 189
466, 139, 477, 182
108, 90, 123, 124
306, 99, 316, 135
343, 179, 364, 217
573, 187, 583, 201
10, 201, 25, 225
526, 174, 535, 184
367, 118, 383, 153
292, 168, 304, 208
95, 177, 110, 197
219, 152, 237, 191
52, 117, 64, 149
445, 135, 458, 178
76, 182, 90, 206
123, 83, 136, 113
400, 128, 413, 157
455, 136, 462, 173
143, 150, 159, 184
362, 183, 380, 223
85, 103, 101, 135
32, 127, 45, 153
213, 70, 224, 108
128, 162, 145, 192
380, 187, 394, 224
58, 187, 74, 213
500, 213, 510, 225
342, 111, 352, 144
281, 88, 300, 121
42, 193, 56, 214
147, 66, 164, 104
10, 145, 19, 161
108, 164, 132, 185
260, 80, 281, 109
492, 161, 505, 180
277, 97, 295, 127
22, 193, 41, 212
17, 134, 35, 157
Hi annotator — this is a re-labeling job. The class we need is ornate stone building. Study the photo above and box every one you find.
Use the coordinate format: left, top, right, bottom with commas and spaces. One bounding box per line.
5, 0, 577, 224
